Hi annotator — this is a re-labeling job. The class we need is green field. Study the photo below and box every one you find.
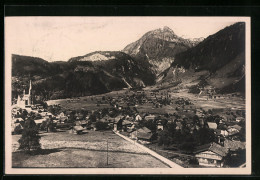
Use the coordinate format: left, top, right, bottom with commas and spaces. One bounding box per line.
46, 88, 245, 114
12, 130, 169, 168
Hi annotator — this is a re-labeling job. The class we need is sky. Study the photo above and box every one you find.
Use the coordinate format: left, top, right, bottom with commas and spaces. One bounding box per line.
5, 17, 243, 62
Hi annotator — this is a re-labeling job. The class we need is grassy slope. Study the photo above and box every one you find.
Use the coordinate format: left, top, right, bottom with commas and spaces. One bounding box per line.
12, 131, 169, 168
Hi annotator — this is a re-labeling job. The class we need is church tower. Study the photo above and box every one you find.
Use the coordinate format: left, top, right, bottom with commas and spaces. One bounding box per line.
16, 80, 33, 108
29, 80, 32, 95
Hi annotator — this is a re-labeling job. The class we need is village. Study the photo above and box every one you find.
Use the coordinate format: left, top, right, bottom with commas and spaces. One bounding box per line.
11, 81, 246, 168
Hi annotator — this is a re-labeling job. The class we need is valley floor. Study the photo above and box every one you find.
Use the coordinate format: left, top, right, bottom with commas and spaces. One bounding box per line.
168, 89, 245, 111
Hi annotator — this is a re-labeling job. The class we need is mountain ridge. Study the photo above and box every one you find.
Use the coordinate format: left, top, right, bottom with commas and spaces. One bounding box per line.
159, 22, 245, 94
122, 26, 204, 74
11, 22, 245, 101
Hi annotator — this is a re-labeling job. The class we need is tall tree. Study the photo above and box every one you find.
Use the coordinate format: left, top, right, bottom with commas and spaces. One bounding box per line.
18, 118, 41, 153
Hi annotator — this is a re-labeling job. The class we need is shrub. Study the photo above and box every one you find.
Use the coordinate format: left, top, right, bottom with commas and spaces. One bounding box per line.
40, 121, 47, 131
95, 121, 108, 130
179, 142, 195, 152
188, 85, 200, 94
13, 124, 23, 134
189, 158, 199, 165
48, 124, 57, 132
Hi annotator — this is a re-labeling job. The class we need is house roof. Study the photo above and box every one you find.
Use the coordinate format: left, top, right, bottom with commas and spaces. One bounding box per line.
59, 116, 68, 121
176, 122, 183, 129
194, 142, 228, 157
114, 115, 124, 123
228, 130, 239, 136
224, 139, 245, 151
137, 133, 153, 140
75, 120, 87, 125
90, 123, 96, 128
13, 118, 24, 122
230, 125, 242, 131
80, 120, 87, 124
207, 122, 218, 129
218, 123, 228, 130
73, 125, 84, 131
214, 129, 222, 136
122, 120, 132, 126
34, 119, 46, 124
144, 115, 156, 120
137, 127, 151, 133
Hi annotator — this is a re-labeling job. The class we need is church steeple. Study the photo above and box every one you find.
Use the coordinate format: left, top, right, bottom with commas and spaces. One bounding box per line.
29, 80, 32, 95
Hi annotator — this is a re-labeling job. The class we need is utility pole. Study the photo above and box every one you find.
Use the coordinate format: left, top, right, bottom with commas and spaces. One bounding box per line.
107, 138, 109, 166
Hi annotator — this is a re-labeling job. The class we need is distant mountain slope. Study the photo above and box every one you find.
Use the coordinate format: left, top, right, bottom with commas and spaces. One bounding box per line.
160, 22, 245, 94
12, 51, 155, 100
69, 51, 155, 86
171, 22, 245, 72
12, 54, 63, 77
123, 26, 204, 74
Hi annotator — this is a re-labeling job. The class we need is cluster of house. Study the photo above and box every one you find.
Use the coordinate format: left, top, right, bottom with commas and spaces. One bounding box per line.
94, 105, 245, 168
11, 104, 52, 134
103, 90, 173, 110
195, 120, 245, 167
11, 81, 245, 167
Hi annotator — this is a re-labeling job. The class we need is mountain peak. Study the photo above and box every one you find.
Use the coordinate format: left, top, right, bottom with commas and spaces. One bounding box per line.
151, 26, 175, 36
162, 26, 173, 33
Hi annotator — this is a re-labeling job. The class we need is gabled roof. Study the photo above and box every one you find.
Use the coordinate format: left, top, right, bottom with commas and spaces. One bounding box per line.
137, 132, 153, 140
236, 117, 245, 121
144, 115, 156, 120
114, 115, 124, 123
207, 122, 218, 129
13, 118, 24, 122
230, 125, 242, 131
194, 142, 228, 157
122, 120, 132, 126
228, 130, 239, 136
73, 125, 84, 131
224, 139, 245, 151
214, 129, 222, 136
176, 122, 183, 129
34, 119, 46, 124
136, 127, 153, 140
137, 127, 151, 133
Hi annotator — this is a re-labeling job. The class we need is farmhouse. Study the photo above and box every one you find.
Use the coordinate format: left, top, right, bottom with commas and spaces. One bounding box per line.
194, 142, 229, 167
175, 122, 183, 131
144, 115, 156, 121
224, 139, 245, 152
34, 118, 46, 125
207, 122, 218, 130
113, 115, 124, 131
135, 114, 142, 121
122, 120, 133, 131
11, 122, 23, 134
227, 125, 242, 139
236, 117, 245, 122
130, 127, 154, 143
71, 125, 84, 134
156, 121, 164, 130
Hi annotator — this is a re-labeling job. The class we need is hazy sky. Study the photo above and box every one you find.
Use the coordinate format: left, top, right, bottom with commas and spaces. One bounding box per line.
5, 17, 242, 62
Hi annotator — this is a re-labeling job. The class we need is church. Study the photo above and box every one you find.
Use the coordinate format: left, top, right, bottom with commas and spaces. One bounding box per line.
17, 80, 33, 108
